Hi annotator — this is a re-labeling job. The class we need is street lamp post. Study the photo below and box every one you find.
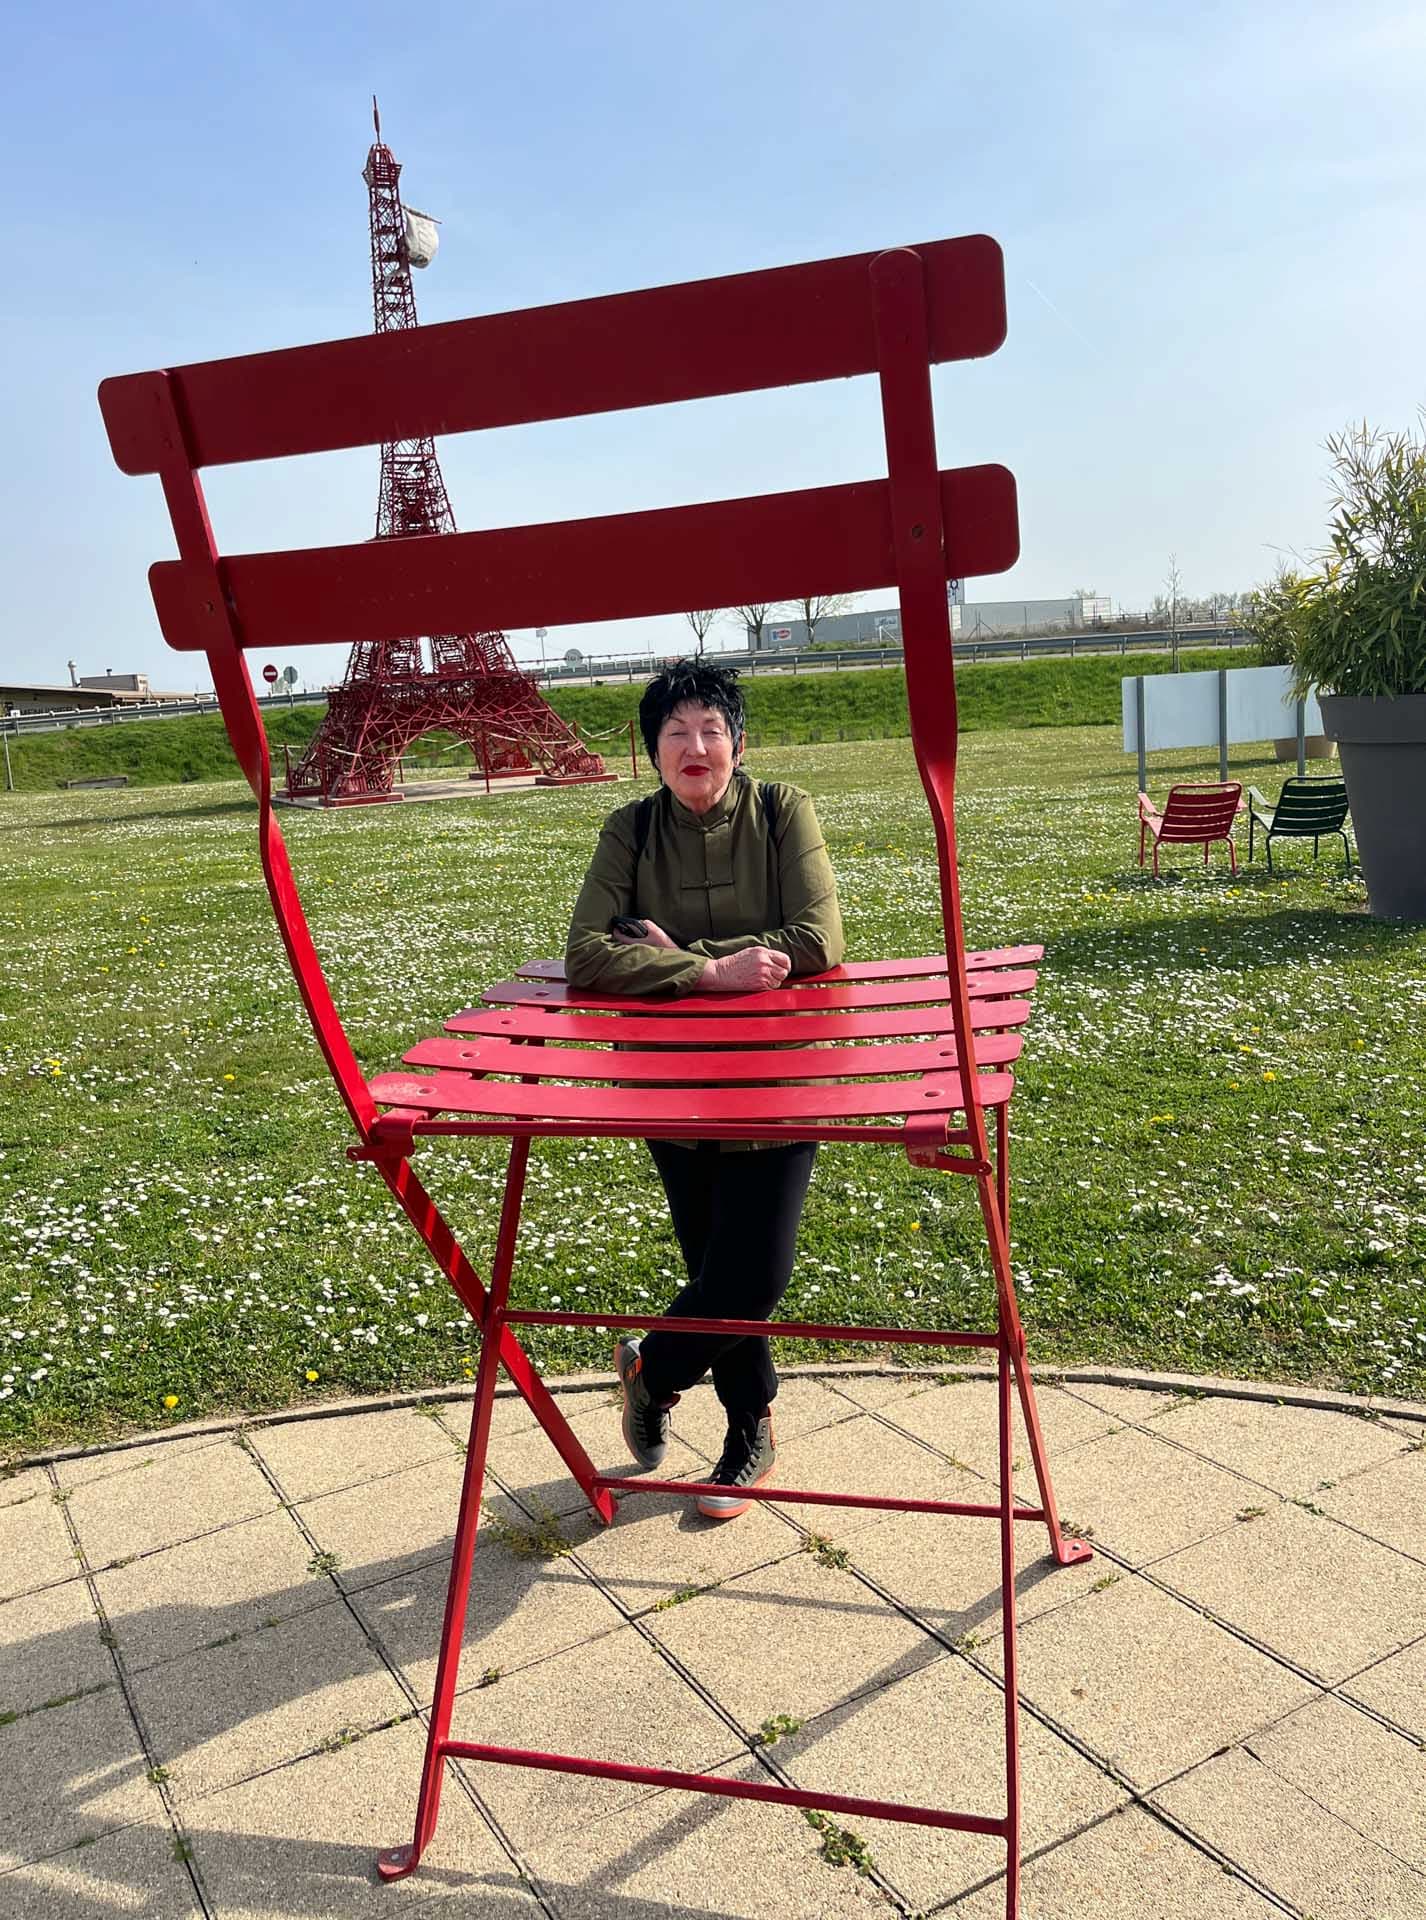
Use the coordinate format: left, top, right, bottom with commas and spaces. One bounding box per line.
535, 628, 548, 683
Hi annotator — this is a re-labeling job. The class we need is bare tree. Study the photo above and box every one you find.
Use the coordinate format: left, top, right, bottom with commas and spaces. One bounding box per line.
1164, 555, 1183, 671
796, 593, 855, 650
683, 609, 721, 658
735, 603, 779, 652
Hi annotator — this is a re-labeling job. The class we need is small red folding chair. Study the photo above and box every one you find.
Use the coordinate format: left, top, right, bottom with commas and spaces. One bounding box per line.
100, 234, 1092, 1917
1138, 781, 1243, 874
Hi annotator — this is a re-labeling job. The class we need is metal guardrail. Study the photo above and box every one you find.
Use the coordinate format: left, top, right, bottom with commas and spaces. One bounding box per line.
5, 628, 1244, 736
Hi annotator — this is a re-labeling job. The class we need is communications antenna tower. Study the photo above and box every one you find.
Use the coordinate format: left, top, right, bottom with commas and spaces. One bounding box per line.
285, 101, 608, 803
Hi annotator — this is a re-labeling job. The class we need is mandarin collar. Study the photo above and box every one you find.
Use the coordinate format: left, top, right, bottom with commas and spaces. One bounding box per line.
666, 769, 747, 832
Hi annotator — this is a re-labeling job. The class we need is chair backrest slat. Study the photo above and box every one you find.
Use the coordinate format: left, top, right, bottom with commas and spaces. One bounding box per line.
149, 465, 1017, 654
1161, 783, 1240, 838
101, 235, 1004, 476
1271, 778, 1349, 831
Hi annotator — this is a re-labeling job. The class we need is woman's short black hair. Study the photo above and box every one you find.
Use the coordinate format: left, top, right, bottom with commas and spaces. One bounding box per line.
638, 658, 746, 765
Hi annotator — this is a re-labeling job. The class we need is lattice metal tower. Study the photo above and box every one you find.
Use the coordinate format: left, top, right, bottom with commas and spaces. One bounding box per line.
286, 102, 607, 803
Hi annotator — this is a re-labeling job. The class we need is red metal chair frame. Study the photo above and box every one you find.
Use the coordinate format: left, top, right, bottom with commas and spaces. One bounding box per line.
1138, 780, 1243, 875
100, 235, 1092, 1918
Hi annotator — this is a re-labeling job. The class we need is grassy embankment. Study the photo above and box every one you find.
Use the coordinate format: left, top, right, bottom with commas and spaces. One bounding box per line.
5, 649, 1256, 792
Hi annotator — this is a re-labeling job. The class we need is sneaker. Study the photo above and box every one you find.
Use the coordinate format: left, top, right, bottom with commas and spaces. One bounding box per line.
697, 1411, 776, 1520
615, 1338, 676, 1470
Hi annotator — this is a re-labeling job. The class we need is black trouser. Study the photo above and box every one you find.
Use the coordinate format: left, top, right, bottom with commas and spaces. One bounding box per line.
638, 1140, 818, 1419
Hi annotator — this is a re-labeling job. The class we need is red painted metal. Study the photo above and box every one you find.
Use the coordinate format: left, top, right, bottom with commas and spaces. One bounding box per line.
1139, 782, 1242, 875
101, 232, 1095, 1919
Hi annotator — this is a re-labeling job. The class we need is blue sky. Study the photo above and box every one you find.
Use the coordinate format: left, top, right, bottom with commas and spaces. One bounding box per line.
9, 1, 1426, 690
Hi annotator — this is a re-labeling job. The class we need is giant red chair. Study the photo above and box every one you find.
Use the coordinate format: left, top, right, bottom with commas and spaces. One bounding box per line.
100, 235, 1093, 1917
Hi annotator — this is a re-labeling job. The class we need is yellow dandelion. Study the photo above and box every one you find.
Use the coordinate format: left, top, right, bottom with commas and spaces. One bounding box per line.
908, 1220, 921, 1232
1262, 1069, 1277, 1082
304, 1369, 319, 1383
162, 1394, 179, 1410
1229, 1080, 1241, 1090
223, 1073, 235, 1083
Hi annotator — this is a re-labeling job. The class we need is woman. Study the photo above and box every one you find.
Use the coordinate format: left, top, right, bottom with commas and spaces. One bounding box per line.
565, 659, 843, 1519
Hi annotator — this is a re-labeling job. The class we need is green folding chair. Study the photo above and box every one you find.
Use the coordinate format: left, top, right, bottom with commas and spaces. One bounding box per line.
1246, 776, 1352, 872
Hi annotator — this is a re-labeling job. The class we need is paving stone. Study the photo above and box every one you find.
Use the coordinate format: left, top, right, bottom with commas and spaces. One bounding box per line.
64, 1439, 278, 1568
775, 1648, 1125, 1912
1247, 1692, 1426, 1873
183, 1716, 530, 1916
766, 1414, 969, 1538
846, 1506, 1103, 1642
131, 1598, 411, 1803
1148, 1394, 1412, 1499
645, 1547, 940, 1733
669, 1376, 856, 1461
1041, 1424, 1260, 1567
815, 1368, 930, 1412
1314, 1448, 1426, 1560
951, 1802, 1282, 1917
297, 1452, 470, 1589
1155, 1745, 1426, 1919
352, 1528, 625, 1702
0, 1685, 153, 1867
0, 1573, 109, 1716
507, 1757, 887, 1920
879, 1376, 1113, 1485
983, 1569, 1315, 1789
52, 1431, 234, 1491
1343, 1633, 1426, 1740
95, 1507, 323, 1673
1061, 1382, 1185, 1423
487, 1399, 707, 1522
0, 1817, 201, 1918
0, 1468, 81, 1600
445, 1623, 739, 1845
572, 1479, 801, 1614
251, 1406, 459, 1501
1152, 1500, 1426, 1683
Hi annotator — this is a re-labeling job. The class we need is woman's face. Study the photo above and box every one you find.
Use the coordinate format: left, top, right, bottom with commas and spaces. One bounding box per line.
655, 700, 741, 813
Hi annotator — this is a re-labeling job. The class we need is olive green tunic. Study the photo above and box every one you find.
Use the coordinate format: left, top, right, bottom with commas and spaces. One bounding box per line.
565, 771, 844, 997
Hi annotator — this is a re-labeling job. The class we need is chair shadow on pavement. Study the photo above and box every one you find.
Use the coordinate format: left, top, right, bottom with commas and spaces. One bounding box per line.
2, 1412, 1070, 1917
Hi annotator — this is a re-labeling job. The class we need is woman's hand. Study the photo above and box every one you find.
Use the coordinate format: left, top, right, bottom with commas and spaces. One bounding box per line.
698, 946, 792, 992
612, 918, 679, 950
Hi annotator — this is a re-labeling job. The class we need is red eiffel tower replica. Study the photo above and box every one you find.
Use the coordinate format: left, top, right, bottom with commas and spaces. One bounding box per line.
285, 104, 609, 804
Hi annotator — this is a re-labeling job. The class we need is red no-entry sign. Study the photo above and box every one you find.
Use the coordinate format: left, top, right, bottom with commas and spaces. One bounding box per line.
261, 663, 279, 685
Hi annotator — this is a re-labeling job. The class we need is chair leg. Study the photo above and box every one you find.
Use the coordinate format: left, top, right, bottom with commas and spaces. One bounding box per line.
379, 1154, 614, 1526
974, 1168, 1090, 1572
996, 1343, 1022, 1920
1139, 821, 1146, 867
1152, 842, 1160, 877
996, 1102, 1010, 1246
1265, 836, 1274, 873
1227, 837, 1237, 874
379, 1138, 533, 1882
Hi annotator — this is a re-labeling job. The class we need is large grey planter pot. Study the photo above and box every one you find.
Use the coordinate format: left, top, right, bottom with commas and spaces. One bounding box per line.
1319, 694, 1426, 919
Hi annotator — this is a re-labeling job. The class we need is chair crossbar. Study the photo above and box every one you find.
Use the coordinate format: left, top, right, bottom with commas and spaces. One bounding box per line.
595, 1479, 1048, 1521
149, 466, 1017, 655
502, 1308, 1001, 1345
101, 234, 1004, 475
436, 1742, 1008, 1839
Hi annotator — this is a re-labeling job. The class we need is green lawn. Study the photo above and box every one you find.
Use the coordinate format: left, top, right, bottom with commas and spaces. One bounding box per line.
2, 726, 1423, 1460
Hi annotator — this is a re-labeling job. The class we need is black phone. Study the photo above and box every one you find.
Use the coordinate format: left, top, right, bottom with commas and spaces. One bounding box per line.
610, 915, 648, 938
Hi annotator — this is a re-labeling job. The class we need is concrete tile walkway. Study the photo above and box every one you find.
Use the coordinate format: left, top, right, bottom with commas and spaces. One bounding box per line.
1, 1367, 1423, 1918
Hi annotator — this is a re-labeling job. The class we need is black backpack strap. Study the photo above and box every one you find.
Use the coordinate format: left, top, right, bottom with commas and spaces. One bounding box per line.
759, 779, 779, 840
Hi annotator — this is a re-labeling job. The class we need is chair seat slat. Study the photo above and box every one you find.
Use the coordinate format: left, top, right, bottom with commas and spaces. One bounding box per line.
401, 1032, 1023, 1082
369, 1068, 1015, 1123
445, 997, 1033, 1046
